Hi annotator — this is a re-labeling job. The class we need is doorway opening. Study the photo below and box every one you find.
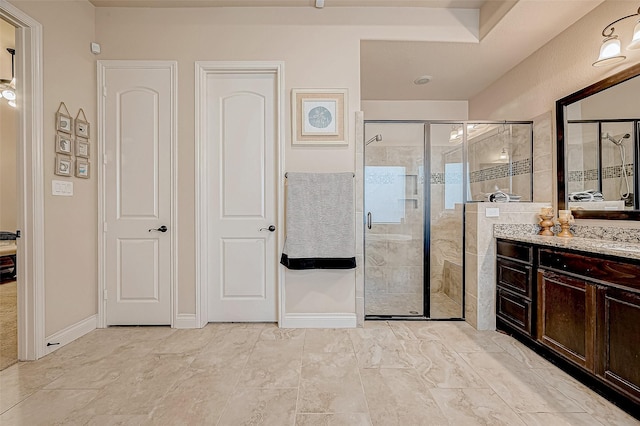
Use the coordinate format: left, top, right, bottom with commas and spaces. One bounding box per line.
0, 18, 17, 370
0, 2, 46, 360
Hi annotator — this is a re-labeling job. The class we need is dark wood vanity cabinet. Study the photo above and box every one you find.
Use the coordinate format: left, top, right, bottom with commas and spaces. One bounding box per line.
496, 238, 640, 409
496, 240, 535, 336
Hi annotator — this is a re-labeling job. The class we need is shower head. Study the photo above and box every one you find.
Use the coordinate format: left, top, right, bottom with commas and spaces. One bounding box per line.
365, 134, 382, 146
603, 132, 631, 146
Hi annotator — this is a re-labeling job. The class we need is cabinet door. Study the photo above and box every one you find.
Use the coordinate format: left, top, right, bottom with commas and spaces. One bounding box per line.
597, 286, 640, 402
537, 269, 596, 371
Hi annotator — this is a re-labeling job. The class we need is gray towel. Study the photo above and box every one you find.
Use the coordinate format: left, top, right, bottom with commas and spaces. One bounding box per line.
280, 172, 356, 270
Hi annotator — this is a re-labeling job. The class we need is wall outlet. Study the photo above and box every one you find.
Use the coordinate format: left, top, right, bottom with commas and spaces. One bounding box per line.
52, 180, 73, 196
485, 207, 500, 217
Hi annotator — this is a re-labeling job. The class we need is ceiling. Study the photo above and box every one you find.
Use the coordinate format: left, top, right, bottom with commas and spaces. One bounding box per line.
361, 0, 605, 101
88, 0, 605, 102
89, 0, 487, 7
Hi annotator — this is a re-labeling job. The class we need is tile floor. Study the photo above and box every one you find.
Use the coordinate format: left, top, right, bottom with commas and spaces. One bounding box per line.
0, 280, 18, 370
0, 321, 638, 425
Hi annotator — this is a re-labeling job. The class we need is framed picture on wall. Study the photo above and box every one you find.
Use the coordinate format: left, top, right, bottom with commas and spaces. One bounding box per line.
54, 154, 73, 177
75, 119, 90, 139
55, 133, 73, 155
76, 159, 90, 179
56, 112, 73, 134
291, 88, 348, 146
75, 138, 90, 158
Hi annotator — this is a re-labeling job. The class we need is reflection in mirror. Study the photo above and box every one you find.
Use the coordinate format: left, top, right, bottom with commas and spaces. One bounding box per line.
566, 120, 636, 210
466, 123, 533, 203
557, 63, 640, 220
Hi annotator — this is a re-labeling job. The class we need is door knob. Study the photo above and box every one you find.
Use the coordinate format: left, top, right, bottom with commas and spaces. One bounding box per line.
260, 225, 276, 232
148, 225, 168, 233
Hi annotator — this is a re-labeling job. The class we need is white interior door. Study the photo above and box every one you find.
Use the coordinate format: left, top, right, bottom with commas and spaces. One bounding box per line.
103, 62, 175, 325
206, 70, 278, 322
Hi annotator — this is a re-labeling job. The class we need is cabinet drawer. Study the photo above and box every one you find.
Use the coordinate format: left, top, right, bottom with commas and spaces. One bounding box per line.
539, 249, 640, 291
497, 240, 533, 264
498, 258, 533, 298
497, 288, 533, 336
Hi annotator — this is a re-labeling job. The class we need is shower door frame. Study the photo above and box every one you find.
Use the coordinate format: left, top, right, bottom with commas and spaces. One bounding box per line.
363, 120, 534, 321
362, 120, 472, 321
364, 120, 433, 320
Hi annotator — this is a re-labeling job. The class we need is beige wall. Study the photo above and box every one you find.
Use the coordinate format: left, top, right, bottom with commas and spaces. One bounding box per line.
469, 0, 640, 225
361, 100, 468, 121
469, 2, 640, 122
0, 18, 16, 232
10, 1, 97, 336
95, 7, 478, 318
18, 0, 637, 334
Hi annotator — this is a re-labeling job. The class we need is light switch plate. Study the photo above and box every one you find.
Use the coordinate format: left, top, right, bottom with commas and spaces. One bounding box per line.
52, 180, 73, 196
485, 207, 500, 217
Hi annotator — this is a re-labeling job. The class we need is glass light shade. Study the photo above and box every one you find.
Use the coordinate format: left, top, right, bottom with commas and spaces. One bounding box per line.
499, 148, 507, 160
628, 20, 640, 50
1, 89, 15, 101
449, 129, 458, 141
593, 36, 626, 67
8, 100, 16, 108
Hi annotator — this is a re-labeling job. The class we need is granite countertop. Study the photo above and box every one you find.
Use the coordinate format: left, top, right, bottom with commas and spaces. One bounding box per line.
494, 225, 640, 261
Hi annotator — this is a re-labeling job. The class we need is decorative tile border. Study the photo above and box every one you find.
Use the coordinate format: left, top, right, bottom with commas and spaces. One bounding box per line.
568, 164, 634, 182
468, 158, 532, 184
431, 158, 532, 185
431, 173, 445, 185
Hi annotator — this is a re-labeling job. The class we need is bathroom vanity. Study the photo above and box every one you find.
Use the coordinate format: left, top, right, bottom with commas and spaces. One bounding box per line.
495, 235, 640, 411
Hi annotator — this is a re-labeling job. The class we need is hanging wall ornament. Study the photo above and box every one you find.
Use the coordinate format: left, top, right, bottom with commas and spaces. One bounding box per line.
74, 108, 90, 139
55, 102, 73, 134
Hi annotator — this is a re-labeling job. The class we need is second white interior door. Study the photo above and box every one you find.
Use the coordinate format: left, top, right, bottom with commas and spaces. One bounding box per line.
206, 70, 278, 322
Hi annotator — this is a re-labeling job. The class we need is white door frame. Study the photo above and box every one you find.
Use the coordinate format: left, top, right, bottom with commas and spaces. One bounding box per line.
195, 61, 285, 327
97, 60, 179, 328
0, 1, 45, 360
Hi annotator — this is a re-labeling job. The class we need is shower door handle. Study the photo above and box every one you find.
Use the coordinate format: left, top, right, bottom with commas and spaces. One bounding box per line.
367, 212, 372, 230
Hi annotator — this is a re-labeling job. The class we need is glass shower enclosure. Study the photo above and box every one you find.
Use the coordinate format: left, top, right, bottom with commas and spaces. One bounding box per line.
364, 120, 533, 320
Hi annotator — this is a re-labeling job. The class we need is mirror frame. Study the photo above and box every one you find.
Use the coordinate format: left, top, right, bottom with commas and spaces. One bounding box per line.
556, 62, 640, 220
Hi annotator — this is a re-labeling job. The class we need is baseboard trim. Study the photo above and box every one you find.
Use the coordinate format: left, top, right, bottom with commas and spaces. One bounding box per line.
173, 313, 198, 329
45, 314, 97, 355
281, 313, 357, 329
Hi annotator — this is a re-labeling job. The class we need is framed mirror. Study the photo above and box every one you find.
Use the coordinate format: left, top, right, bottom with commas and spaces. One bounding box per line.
557, 63, 640, 220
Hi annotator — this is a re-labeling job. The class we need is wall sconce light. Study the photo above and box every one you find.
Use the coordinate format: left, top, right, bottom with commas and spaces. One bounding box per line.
499, 147, 508, 160
593, 6, 640, 67
0, 48, 16, 107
